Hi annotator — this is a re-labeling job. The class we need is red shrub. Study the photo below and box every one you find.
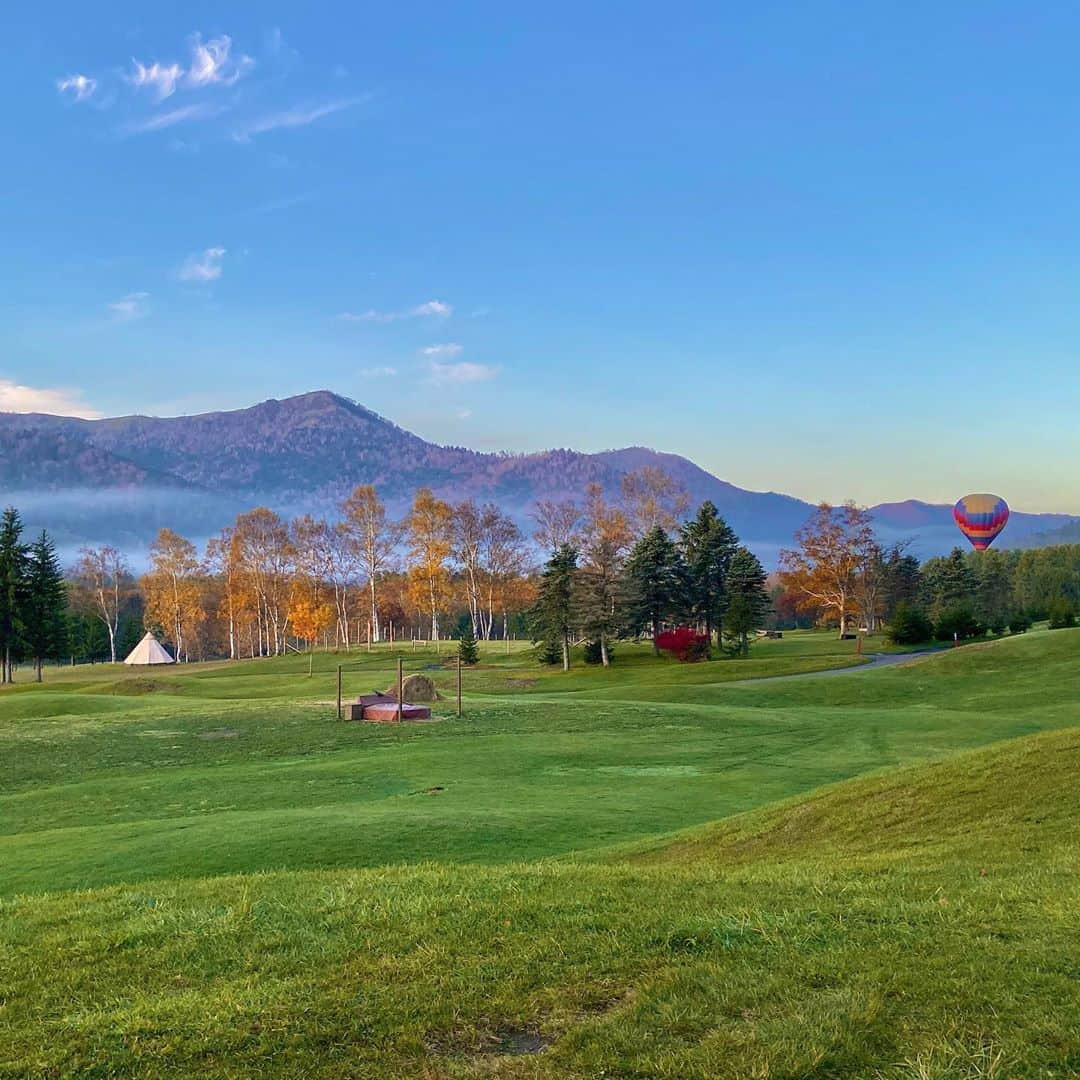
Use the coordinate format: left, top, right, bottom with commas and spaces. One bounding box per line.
655, 626, 710, 662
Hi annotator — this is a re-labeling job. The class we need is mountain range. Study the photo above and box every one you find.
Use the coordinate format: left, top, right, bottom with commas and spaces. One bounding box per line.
0, 390, 1074, 564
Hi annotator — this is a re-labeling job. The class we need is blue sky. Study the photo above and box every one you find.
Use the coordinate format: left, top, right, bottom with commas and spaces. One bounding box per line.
3, 2, 1079, 511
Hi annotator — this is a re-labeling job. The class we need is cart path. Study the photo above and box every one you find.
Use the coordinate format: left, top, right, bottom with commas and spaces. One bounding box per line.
729, 648, 943, 686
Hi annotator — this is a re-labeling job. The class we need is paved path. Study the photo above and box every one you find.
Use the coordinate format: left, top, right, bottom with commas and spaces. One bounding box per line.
730, 649, 942, 686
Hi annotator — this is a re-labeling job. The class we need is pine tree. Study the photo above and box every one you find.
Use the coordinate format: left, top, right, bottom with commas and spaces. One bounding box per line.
623, 526, 685, 651
458, 622, 480, 665
529, 544, 578, 671
24, 530, 68, 682
723, 547, 769, 656
680, 501, 739, 651
574, 536, 622, 667
0, 507, 29, 683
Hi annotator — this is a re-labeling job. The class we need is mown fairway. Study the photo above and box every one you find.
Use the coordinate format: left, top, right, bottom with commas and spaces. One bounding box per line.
2, 630, 1078, 1076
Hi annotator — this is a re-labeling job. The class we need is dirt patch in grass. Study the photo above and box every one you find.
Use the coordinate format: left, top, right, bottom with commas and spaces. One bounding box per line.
197, 728, 241, 740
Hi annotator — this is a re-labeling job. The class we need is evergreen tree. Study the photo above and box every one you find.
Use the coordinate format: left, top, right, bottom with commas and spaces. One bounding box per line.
920, 547, 976, 618
0, 507, 29, 683
679, 501, 739, 651
529, 544, 578, 671
574, 536, 622, 667
623, 526, 684, 651
880, 546, 921, 621
458, 621, 480, 665
723, 547, 769, 656
24, 531, 68, 682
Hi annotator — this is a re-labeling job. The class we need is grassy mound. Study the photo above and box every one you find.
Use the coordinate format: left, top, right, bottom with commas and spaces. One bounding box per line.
2, 727, 1077, 1077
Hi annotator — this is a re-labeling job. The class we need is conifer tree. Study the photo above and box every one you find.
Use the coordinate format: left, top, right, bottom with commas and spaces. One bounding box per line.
680, 501, 739, 651
458, 621, 480, 665
24, 530, 68, 681
723, 547, 769, 656
575, 536, 622, 667
529, 544, 578, 671
623, 525, 685, 651
0, 507, 29, 683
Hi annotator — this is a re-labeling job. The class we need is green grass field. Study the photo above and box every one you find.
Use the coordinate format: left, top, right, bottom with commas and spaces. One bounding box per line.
2, 630, 1078, 1076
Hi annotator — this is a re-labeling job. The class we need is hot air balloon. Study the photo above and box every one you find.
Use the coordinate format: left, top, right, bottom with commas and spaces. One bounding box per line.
953, 493, 1009, 551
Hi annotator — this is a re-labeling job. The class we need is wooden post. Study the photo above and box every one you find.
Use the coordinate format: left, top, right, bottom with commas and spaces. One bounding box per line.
336, 665, 342, 720
457, 655, 462, 718
397, 657, 404, 724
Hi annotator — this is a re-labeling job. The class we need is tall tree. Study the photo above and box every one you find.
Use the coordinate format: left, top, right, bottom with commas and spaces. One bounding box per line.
71, 545, 132, 663
478, 507, 527, 640
529, 544, 578, 670
779, 503, 876, 637
24, 530, 68, 681
232, 509, 294, 655
920, 547, 977, 619
0, 508, 29, 683
723, 547, 769, 656
623, 525, 685, 650
340, 485, 398, 643
621, 467, 690, 538
680, 501, 739, 650
405, 488, 453, 641
142, 528, 204, 662
574, 484, 630, 667
531, 498, 582, 555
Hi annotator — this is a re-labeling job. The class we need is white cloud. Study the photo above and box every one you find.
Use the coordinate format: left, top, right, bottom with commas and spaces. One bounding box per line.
233, 97, 367, 141
126, 33, 253, 102
422, 343, 463, 358
340, 299, 453, 324
108, 292, 150, 322
57, 74, 97, 102
186, 34, 254, 88
122, 103, 218, 135
428, 360, 498, 384
0, 380, 102, 419
456, 408, 472, 419
178, 246, 226, 282
127, 59, 184, 101
411, 300, 452, 317
360, 366, 397, 378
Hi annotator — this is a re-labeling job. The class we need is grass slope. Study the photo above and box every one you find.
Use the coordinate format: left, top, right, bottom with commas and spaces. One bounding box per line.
2, 727, 1077, 1077
1, 632, 1077, 898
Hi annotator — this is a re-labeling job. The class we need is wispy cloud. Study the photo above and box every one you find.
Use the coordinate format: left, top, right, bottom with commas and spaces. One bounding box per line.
178, 247, 226, 282
0, 380, 102, 419
339, 300, 453, 324
108, 292, 150, 322
57, 74, 97, 102
428, 360, 498, 384
127, 59, 185, 101
122, 103, 220, 135
126, 33, 254, 102
186, 34, 254, 88
422, 343, 463, 358
360, 366, 397, 378
233, 97, 367, 142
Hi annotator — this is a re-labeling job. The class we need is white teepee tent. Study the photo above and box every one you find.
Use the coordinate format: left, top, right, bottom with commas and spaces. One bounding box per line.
123, 632, 175, 666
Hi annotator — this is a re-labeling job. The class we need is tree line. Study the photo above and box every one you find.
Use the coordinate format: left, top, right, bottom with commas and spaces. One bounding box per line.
528, 478, 770, 668
3, 487, 1078, 678
775, 502, 1080, 642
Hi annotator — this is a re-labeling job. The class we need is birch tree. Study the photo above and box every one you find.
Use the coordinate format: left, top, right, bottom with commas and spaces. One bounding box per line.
71, 545, 133, 663
340, 485, 398, 643
405, 488, 453, 641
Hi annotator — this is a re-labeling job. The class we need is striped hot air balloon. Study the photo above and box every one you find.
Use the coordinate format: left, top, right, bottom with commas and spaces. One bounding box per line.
953, 494, 1009, 551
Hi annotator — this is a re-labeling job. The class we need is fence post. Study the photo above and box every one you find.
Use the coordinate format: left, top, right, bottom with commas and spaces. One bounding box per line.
397, 657, 404, 724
